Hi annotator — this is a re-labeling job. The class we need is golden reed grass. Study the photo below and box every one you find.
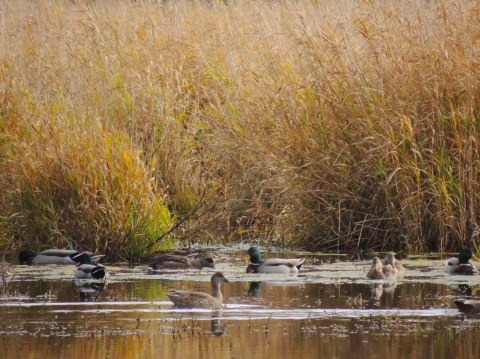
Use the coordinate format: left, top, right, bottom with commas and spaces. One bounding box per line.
1, 0, 479, 258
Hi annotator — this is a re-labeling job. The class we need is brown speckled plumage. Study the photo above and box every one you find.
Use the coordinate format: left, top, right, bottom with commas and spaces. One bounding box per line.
167, 272, 230, 309
366, 257, 396, 279
149, 255, 215, 270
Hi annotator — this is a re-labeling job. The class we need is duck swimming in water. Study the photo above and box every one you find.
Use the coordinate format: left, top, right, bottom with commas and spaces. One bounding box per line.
19, 249, 104, 265
167, 272, 230, 309
245, 247, 305, 274
444, 249, 479, 275
382, 253, 405, 273
366, 257, 397, 279
149, 255, 215, 270
74, 254, 108, 281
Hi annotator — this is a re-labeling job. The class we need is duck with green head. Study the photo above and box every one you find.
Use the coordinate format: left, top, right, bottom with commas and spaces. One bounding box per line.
245, 247, 305, 274
19, 249, 104, 265
445, 248, 480, 275
74, 253, 108, 281
167, 272, 230, 309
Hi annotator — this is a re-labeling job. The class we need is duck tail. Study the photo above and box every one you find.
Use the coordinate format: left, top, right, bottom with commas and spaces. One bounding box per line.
296, 258, 306, 270
90, 266, 106, 280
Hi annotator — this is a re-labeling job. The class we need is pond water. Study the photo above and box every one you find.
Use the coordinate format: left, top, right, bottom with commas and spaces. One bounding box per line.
1, 246, 480, 359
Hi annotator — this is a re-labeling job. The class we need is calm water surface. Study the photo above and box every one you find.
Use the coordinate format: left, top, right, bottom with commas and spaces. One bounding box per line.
1, 247, 480, 358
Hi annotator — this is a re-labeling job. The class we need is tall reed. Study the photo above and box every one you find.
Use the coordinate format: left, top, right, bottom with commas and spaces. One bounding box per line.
1, 0, 479, 257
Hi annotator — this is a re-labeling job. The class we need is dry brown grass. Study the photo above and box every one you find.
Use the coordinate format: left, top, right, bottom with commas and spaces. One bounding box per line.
1, 0, 480, 258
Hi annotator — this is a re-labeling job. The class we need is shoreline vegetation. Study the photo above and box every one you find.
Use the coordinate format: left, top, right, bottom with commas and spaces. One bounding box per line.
1, 0, 480, 260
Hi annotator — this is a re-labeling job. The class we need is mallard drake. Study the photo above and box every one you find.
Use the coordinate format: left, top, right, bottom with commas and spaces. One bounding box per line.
149, 255, 215, 270
454, 299, 480, 314
366, 257, 397, 279
382, 253, 405, 273
74, 254, 108, 281
19, 249, 104, 265
444, 249, 479, 275
245, 247, 305, 274
147, 248, 218, 261
167, 272, 230, 309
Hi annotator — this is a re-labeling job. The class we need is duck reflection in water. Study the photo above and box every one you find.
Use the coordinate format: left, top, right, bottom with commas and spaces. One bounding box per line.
248, 281, 261, 297
448, 283, 472, 297
211, 310, 226, 337
454, 299, 480, 314
370, 282, 397, 302
0, 261, 13, 292
457, 284, 472, 297
75, 280, 106, 301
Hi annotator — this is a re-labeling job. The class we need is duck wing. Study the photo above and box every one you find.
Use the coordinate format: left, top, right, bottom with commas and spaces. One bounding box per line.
167, 290, 220, 309
147, 249, 217, 261
262, 258, 305, 269
247, 258, 305, 274
382, 264, 397, 278
453, 262, 479, 275
149, 255, 193, 269
445, 257, 458, 274
38, 249, 79, 257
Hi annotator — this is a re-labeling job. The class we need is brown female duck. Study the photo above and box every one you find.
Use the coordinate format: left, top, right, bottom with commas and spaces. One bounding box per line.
167, 272, 230, 309
382, 253, 405, 273
366, 257, 396, 279
149, 254, 215, 270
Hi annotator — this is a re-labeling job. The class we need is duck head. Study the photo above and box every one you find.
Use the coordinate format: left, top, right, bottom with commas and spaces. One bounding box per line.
458, 248, 480, 264
246, 247, 262, 264
18, 250, 36, 264
371, 256, 383, 271
385, 253, 396, 266
74, 252, 95, 265
211, 272, 230, 285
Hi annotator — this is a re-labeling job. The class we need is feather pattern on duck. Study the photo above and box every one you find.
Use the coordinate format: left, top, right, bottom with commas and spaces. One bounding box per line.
19, 249, 104, 265
382, 253, 405, 273
74, 254, 108, 281
245, 247, 305, 274
366, 257, 397, 279
445, 249, 479, 275
167, 272, 230, 309
147, 248, 218, 261
149, 255, 215, 270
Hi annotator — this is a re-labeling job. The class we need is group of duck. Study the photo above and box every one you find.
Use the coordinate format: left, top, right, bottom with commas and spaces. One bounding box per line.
10, 246, 480, 312
366, 248, 480, 279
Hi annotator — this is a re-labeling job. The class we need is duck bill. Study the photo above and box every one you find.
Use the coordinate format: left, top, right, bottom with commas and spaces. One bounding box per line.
471, 254, 480, 262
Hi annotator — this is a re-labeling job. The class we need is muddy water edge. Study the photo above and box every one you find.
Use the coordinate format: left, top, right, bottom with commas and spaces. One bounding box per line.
1, 248, 480, 359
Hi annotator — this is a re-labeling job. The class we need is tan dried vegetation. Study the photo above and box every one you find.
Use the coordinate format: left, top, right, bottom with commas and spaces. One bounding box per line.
0, 0, 479, 260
